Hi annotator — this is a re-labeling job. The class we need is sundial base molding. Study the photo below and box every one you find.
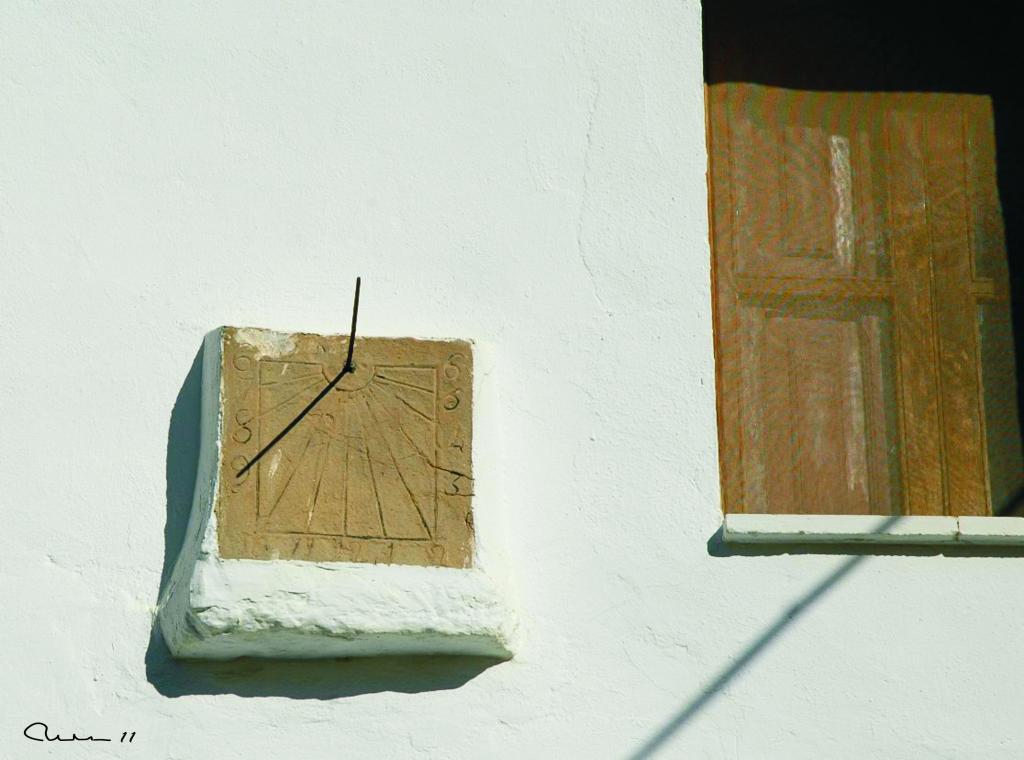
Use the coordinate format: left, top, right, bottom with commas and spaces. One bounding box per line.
158, 327, 516, 660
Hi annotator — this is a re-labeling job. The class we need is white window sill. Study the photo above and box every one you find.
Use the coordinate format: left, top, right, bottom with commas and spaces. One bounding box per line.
723, 514, 1024, 546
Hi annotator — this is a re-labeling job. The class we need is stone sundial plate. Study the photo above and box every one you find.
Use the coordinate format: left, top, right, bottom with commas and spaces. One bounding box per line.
217, 327, 474, 568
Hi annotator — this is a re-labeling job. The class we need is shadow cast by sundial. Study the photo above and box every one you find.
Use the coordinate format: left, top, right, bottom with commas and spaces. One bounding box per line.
145, 627, 501, 699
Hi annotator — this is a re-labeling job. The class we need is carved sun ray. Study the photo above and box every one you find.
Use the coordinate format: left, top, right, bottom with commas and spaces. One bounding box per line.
375, 372, 434, 394
255, 378, 323, 420
355, 403, 388, 536
362, 395, 432, 535
305, 433, 333, 532
371, 388, 431, 424
262, 432, 315, 520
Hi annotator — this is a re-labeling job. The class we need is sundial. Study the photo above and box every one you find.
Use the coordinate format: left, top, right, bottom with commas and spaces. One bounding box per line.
159, 279, 515, 659
218, 328, 474, 567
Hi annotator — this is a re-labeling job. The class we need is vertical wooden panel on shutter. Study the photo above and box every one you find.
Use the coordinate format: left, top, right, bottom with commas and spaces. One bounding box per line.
712, 83, 901, 514
884, 107, 946, 514
919, 98, 989, 515
708, 84, 745, 515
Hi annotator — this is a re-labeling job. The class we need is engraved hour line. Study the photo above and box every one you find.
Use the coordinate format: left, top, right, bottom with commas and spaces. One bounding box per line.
366, 382, 440, 531
355, 402, 430, 540
252, 378, 323, 419
361, 396, 432, 537
365, 385, 439, 457
434, 364, 439, 535
263, 433, 316, 520
305, 430, 333, 532
365, 383, 430, 434
375, 373, 434, 394
343, 398, 351, 535
267, 530, 433, 540
358, 407, 388, 537
391, 413, 470, 480
386, 389, 435, 422
259, 369, 328, 387
372, 378, 436, 421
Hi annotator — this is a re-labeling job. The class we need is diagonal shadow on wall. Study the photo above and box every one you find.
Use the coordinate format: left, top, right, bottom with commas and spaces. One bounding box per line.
627, 523, 1024, 759
624, 537, 874, 760
144, 340, 500, 699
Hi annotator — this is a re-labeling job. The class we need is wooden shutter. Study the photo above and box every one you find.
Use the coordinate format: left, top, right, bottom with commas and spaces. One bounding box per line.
709, 84, 1019, 515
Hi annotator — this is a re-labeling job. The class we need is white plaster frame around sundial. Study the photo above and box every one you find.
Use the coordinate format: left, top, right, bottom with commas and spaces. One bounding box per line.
157, 315, 517, 660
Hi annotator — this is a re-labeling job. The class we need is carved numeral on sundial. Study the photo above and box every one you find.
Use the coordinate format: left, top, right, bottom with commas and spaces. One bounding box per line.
448, 420, 466, 451
233, 408, 253, 443
443, 353, 466, 380
442, 352, 467, 410
445, 472, 473, 496
231, 455, 250, 486
442, 388, 461, 410
233, 353, 254, 374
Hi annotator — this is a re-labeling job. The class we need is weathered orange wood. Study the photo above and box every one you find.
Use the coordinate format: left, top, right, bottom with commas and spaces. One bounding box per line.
712, 83, 899, 515
884, 107, 946, 515
920, 102, 989, 515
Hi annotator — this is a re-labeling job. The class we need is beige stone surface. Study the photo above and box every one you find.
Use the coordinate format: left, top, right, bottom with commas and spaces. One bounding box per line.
216, 327, 474, 567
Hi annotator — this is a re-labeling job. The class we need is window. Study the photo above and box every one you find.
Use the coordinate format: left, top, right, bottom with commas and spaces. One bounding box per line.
705, 2, 1024, 516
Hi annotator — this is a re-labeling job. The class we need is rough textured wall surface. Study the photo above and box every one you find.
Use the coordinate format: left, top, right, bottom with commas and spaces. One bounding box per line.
1, 1, 1020, 758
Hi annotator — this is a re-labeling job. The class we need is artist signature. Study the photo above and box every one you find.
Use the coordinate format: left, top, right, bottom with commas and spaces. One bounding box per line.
23, 722, 135, 743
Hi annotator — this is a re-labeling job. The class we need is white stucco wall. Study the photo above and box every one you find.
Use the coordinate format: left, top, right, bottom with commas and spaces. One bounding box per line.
2, 2, 1022, 758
